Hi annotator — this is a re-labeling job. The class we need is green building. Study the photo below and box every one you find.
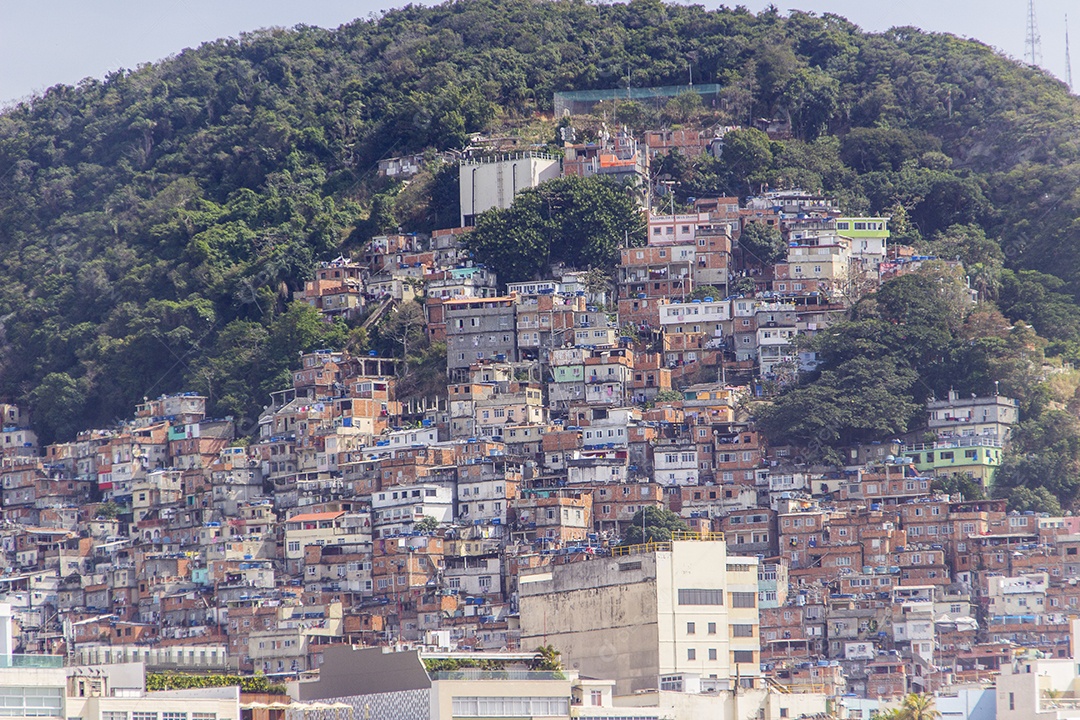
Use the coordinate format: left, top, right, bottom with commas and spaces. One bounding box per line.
900, 437, 1002, 487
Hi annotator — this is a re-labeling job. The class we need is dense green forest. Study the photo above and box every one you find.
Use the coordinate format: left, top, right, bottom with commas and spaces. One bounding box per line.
5, 0, 1080, 509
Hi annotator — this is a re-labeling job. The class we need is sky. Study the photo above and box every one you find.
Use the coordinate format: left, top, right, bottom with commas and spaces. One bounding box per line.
0, 0, 1073, 105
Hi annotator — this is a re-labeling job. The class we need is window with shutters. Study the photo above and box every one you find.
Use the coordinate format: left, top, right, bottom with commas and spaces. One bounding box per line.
730, 592, 756, 608
678, 588, 724, 605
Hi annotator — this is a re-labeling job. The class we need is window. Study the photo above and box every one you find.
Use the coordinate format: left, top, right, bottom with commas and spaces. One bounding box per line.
708, 622, 717, 635
730, 592, 756, 608
708, 648, 718, 661
590, 690, 602, 706
732, 624, 754, 637
163, 714, 186, 720
132, 714, 157, 720
687, 648, 696, 661
0, 687, 63, 718
679, 589, 725, 605
733, 650, 755, 663
687, 622, 696, 634
451, 697, 570, 717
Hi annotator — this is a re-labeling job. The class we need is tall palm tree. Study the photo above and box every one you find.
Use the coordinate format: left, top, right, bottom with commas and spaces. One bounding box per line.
900, 693, 941, 720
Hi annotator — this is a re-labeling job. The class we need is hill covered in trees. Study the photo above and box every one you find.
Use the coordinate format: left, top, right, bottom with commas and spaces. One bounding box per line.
4, 0, 1080, 493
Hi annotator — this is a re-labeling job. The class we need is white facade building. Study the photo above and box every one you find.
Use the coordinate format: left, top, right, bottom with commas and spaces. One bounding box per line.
519, 538, 761, 696
460, 153, 560, 226
372, 484, 455, 537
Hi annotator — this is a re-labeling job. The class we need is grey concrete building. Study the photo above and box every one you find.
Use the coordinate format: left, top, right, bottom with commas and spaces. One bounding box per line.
444, 296, 518, 378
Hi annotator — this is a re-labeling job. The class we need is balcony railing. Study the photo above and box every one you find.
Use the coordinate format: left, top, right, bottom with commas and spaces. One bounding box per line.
0, 654, 64, 668
902, 436, 1001, 452
673, 530, 725, 542
429, 669, 565, 681
612, 541, 672, 557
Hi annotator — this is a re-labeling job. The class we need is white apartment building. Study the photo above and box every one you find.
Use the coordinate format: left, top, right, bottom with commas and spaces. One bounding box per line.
988, 573, 1049, 619
372, 484, 454, 537
998, 651, 1080, 720
660, 299, 729, 339
519, 536, 761, 696
654, 447, 699, 486
457, 478, 511, 525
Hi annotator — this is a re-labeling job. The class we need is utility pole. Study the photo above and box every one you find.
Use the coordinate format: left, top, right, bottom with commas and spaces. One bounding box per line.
1027, 0, 1043, 67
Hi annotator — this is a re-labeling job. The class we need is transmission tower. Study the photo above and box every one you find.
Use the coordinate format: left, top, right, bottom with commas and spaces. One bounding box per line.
1067, 14, 1074, 91
1027, 0, 1043, 67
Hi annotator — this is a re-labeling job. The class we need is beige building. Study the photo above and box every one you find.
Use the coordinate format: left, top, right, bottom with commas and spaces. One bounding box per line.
0, 600, 239, 720
996, 619, 1080, 720
296, 646, 578, 720
518, 535, 761, 695
615, 686, 827, 720
68, 672, 240, 720
249, 602, 344, 674
283, 510, 371, 563
0, 656, 237, 720
988, 573, 1049, 619
774, 240, 850, 295
998, 654, 1080, 720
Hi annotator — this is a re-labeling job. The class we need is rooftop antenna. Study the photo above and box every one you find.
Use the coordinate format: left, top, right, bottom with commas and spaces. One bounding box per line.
1027, 0, 1043, 67
1067, 14, 1074, 91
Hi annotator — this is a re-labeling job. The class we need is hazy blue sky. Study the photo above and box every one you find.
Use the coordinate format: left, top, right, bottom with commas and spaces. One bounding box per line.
0, 0, 1073, 105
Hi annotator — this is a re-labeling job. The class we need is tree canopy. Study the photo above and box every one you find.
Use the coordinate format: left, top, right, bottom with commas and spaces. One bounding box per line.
620, 506, 689, 545
738, 222, 787, 265
464, 175, 645, 286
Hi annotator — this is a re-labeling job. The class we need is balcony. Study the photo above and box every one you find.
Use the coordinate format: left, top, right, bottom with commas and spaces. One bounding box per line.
0, 654, 64, 668
902, 436, 1001, 452
429, 669, 565, 681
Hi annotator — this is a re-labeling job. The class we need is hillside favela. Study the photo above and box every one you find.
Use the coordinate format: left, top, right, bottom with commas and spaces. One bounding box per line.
5, 1, 1080, 719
